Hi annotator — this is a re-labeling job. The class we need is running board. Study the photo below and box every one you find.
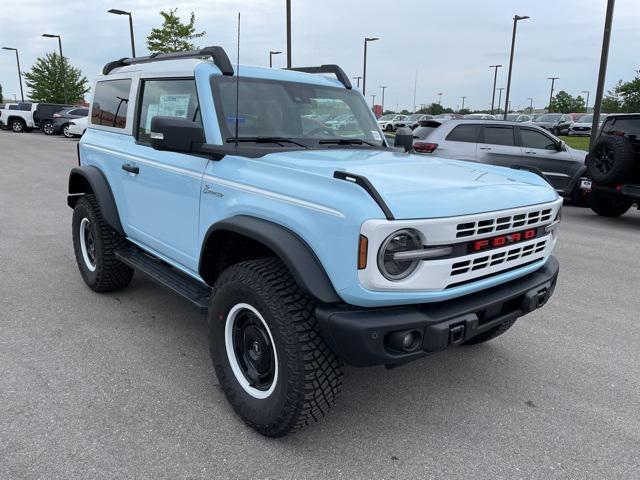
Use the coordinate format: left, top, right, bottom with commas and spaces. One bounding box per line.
115, 246, 210, 314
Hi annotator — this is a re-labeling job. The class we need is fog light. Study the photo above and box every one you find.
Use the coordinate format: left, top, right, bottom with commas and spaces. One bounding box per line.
386, 329, 422, 353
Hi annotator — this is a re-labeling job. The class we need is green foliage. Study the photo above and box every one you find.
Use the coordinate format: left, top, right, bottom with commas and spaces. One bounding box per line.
548, 91, 585, 113
147, 9, 206, 53
23, 52, 89, 103
616, 74, 640, 112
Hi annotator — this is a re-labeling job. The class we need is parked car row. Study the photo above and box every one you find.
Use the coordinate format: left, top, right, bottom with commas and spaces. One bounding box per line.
0, 102, 88, 137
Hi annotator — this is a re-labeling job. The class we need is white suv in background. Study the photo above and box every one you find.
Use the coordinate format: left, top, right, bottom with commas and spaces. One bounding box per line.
377, 114, 406, 132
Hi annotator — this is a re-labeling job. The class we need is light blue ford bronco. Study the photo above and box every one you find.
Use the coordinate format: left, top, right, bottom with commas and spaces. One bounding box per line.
68, 47, 561, 437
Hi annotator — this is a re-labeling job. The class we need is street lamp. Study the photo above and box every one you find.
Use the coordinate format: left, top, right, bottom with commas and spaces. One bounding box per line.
108, 9, 136, 57
527, 97, 533, 113
547, 77, 559, 112
497, 87, 505, 114
42, 34, 67, 104
503, 15, 529, 120
380, 86, 387, 113
269, 50, 282, 68
460, 96, 466, 112
437, 92, 443, 104
370, 94, 376, 109
286, 0, 292, 68
362, 37, 379, 95
2, 47, 24, 101
582, 90, 590, 112
353, 76, 363, 88
489, 65, 502, 115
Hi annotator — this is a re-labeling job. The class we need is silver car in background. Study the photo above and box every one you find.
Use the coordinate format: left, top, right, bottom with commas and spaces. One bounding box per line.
568, 114, 607, 136
412, 119, 588, 201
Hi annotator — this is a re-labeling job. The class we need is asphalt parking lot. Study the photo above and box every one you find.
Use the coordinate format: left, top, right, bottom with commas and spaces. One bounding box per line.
1, 129, 639, 480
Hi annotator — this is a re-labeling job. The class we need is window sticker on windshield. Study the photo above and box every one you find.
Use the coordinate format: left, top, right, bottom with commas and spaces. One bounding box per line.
158, 94, 190, 118
145, 104, 159, 133
226, 115, 246, 125
371, 130, 382, 141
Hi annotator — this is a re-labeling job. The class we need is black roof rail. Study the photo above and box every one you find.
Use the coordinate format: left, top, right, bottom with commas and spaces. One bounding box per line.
288, 65, 352, 89
102, 46, 234, 76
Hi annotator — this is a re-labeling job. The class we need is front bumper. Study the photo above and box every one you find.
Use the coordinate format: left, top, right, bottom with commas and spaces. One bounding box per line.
316, 256, 559, 367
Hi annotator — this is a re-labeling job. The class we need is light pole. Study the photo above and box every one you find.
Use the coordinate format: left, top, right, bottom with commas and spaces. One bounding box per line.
497, 87, 505, 113
380, 86, 387, 113
42, 34, 67, 104
353, 76, 363, 88
286, 0, 292, 68
489, 64, 502, 115
362, 37, 379, 95
370, 94, 376, 109
437, 92, 443, 104
590, 0, 615, 150
547, 77, 559, 112
269, 50, 282, 68
2, 47, 24, 101
527, 97, 533, 113
460, 96, 466, 112
503, 15, 529, 120
108, 9, 136, 57
582, 90, 590, 112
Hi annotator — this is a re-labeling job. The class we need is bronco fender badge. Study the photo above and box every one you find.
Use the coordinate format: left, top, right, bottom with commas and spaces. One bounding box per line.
202, 185, 224, 197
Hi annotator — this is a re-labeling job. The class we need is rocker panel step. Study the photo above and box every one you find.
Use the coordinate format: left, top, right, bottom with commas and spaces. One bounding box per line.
115, 246, 210, 313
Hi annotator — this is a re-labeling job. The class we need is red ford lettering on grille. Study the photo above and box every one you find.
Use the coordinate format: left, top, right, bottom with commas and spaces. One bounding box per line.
471, 229, 537, 252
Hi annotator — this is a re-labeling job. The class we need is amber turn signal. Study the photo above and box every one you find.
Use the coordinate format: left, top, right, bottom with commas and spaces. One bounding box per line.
358, 235, 368, 270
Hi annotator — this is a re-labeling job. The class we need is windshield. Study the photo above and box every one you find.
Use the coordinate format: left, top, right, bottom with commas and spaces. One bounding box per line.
378, 114, 395, 121
577, 115, 592, 123
211, 76, 384, 146
536, 114, 562, 122
404, 114, 421, 121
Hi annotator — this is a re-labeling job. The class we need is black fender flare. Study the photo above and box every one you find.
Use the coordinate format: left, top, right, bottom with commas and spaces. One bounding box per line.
67, 166, 124, 235
200, 215, 341, 304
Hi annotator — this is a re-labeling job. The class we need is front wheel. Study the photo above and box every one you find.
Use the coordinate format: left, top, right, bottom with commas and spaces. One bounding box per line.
588, 190, 633, 217
62, 123, 74, 138
209, 258, 343, 437
10, 118, 25, 133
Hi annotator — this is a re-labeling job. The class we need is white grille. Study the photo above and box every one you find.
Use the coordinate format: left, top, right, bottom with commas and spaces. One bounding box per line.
451, 240, 547, 276
456, 208, 552, 238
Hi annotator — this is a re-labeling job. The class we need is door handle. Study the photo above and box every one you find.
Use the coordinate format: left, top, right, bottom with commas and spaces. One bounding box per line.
524, 151, 537, 154
122, 163, 139, 174
479, 146, 491, 150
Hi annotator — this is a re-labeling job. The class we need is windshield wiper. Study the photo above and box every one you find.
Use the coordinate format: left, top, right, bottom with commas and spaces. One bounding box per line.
226, 136, 309, 148
318, 138, 379, 147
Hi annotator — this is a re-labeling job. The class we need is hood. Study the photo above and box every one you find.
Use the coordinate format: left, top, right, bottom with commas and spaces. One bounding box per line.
260, 149, 558, 219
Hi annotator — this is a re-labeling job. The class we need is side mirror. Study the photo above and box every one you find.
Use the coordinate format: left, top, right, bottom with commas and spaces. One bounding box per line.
150, 116, 205, 153
556, 140, 565, 151
394, 127, 414, 153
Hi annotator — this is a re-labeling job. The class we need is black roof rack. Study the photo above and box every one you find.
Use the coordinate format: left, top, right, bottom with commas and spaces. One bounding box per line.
288, 65, 352, 89
102, 46, 234, 76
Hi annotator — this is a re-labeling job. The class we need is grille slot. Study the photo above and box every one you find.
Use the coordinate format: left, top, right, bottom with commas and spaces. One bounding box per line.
456, 208, 552, 238
451, 240, 547, 276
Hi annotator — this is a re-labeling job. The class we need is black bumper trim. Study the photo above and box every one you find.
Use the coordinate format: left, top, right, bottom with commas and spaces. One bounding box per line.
316, 256, 559, 367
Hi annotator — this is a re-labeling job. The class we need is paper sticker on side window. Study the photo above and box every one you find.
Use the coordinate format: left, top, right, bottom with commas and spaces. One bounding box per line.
159, 94, 190, 118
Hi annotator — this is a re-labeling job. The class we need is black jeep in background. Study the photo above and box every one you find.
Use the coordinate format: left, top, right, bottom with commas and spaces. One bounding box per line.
36, 103, 72, 134
584, 113, 640, 217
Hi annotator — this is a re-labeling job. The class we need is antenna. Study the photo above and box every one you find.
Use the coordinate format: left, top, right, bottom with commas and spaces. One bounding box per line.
234, 12, 241, 151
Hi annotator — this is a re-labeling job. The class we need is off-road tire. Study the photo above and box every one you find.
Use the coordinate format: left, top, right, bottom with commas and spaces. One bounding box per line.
209, 257, 343, 437
10, 118, 25, 133
42, 121, 55, 135
587, 190, 633, 218
72, 194, 133, 292
462, 318, 517, 345
586, 135, 636, 186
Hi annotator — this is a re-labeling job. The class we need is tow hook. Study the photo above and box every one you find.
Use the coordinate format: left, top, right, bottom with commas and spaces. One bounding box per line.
449, 324, 465, 345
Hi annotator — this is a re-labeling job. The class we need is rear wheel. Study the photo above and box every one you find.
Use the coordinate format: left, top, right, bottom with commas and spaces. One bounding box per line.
10, 118, 25, 133
209, 258, 343, 437
72, 194, 133, 292
588, 190, 633, 217
42, 121, 55, 135
62, 123, 74, 138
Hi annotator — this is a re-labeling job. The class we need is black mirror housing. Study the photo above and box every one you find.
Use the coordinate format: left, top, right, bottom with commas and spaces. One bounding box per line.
150, 116, 205, 153
394, 127, 414, 152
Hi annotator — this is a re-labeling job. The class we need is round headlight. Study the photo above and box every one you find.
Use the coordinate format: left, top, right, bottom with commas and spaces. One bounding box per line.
377, 229, 422, 281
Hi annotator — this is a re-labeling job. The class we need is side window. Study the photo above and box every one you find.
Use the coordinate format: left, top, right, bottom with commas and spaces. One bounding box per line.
77, 108, 89, 116
520, 128, 556, 150
92, 79, 132, 129
482, 126, 515, 146
607, 118, 640, 139
137, 79, 200, 144
445, 124, 481, 143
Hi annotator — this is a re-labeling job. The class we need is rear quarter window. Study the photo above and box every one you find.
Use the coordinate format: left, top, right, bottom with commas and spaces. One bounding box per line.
445, 124, 481, 143
605, 118, 640, 140
91, 79, 132, 129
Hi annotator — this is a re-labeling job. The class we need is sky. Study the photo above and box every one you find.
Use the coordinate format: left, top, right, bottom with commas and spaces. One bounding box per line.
1, 0, 639, 111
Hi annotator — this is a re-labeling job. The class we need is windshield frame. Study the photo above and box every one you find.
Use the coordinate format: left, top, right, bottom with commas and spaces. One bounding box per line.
210, 75, 387, 150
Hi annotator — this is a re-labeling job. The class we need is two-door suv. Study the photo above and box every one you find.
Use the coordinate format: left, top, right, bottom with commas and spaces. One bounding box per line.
68, 47, 561, 437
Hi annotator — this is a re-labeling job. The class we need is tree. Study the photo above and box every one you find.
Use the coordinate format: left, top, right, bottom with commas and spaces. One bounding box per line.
548, 90, 584, 113
147, 9, 206, 53
616, 73, 640, 112
0, 83, 3, 103
23, 52, 89, 104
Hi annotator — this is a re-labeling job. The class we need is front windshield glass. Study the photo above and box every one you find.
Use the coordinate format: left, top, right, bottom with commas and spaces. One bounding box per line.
211, 76, 384, 146
536, 113, 562, 122
577, 114, 592, 122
